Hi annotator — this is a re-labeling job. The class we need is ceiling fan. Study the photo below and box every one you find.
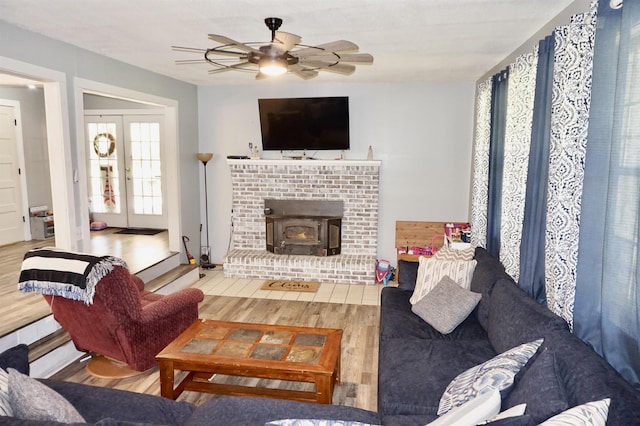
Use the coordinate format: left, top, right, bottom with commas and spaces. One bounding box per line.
172, 17, 373, 80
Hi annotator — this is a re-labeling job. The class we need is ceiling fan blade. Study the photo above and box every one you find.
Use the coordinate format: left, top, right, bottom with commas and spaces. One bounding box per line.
292, 40, 359, 58
289, 64, 318, 80
175, 59, 208, 65
336, 53, 374, 64
205, 49, 249, 58
301, 61, 356, 75
172, 46, 207, 53
272, 31, 302, 52
207, 61, 253, 74
208, 34, 262, 54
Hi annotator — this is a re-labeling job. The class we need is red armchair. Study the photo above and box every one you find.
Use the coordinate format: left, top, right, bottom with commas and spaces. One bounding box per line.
43, 266, 204, 371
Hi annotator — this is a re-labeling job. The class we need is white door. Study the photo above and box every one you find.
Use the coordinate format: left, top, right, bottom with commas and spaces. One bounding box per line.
0, 105, 26, 245
123, 116, 166, 229
86, 114, 167, 229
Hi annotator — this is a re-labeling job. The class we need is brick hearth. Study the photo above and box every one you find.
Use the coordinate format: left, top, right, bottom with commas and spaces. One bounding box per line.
224, 159, 381, 284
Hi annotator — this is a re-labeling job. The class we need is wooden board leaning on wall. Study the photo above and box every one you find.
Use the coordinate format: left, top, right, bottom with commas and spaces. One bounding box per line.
394, 221, 448, 281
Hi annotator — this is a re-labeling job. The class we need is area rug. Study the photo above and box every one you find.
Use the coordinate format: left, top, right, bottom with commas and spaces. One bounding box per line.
261, 279, 320, 293
114, 228, 164, 236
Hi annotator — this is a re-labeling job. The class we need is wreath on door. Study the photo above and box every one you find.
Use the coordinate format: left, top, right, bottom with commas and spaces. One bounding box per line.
93, 132, 116, 158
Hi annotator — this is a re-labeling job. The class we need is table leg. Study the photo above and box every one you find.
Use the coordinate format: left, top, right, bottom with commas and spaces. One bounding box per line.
158, 360, 175, 399
315, 375, 332, 404
335, 349, 341, 384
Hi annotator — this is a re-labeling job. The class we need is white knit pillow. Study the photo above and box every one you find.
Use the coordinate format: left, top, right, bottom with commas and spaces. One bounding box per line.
433, 246, 475, 261
410, 257, 477, 305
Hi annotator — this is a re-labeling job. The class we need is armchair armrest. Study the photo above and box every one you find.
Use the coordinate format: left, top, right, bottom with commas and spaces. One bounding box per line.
138, 288, 204, 323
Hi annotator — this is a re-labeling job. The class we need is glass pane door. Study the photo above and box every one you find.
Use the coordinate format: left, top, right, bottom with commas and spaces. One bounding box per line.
124, 116, 167, 229
86, 114, 167, 229
86, 117, 127, 227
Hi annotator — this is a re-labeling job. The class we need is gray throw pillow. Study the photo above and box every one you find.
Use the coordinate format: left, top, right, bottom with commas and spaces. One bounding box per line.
411, 275, 482, 334
8, 368, 85, 423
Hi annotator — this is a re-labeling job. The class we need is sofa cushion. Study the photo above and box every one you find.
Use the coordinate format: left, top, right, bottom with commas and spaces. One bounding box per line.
437, 339, 543, 416
186, 396, 380, 426
538, 398, 610, 426
380, 287, 487, 342
504, 348, 568, 423
41, 379, 195, 425
0, 344, 30, 375
378, 337, 496, 415
487, 279, 568, 354
8, 368, 85, 423
411, 276, 481, 334
470, 248, 511, 331
410, 257, 476, 304
397, 260, 419, 291
541, 330, 640, 425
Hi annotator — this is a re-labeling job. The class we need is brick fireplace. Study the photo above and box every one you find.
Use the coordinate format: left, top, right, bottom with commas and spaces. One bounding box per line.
224, 159, 381, 284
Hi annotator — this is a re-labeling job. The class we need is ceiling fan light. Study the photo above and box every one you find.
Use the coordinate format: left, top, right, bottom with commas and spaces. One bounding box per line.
259, 57, 288, 76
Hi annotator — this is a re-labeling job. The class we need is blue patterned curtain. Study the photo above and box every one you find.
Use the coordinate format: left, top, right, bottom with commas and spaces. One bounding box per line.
486, 69, 509, 258
499, 51, 538, 282
518, 35, 555, 305
470, 79, 493, 249
544, 11, 596, 327
574, 0, 640, 388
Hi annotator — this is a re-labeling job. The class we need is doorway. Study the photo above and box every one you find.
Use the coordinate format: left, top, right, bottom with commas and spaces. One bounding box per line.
85, 114, 167, 229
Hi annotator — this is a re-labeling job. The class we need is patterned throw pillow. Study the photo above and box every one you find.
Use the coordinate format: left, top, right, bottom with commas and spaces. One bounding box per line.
538, 398, 610, 426
0, 368, 13, 416
8, 368, 85, 423
433, 246, 476, 261
410, 257, 477, 304
411, 276, 481, 334
437, 339, 543, 416
426, 389, 501, 426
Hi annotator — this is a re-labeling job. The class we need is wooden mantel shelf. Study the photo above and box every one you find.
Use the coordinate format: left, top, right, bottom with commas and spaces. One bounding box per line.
226, 158, 381, 167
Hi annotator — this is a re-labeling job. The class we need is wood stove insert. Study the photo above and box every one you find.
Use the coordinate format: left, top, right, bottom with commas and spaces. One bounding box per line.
264, 199, 343, 257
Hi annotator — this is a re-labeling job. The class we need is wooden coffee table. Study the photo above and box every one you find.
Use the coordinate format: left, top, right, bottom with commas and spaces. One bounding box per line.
156, 319, 342, 404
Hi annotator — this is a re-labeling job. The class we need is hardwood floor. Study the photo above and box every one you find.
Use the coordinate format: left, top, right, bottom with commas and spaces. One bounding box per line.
0, 228, 172, 338
50, 295, 380, 412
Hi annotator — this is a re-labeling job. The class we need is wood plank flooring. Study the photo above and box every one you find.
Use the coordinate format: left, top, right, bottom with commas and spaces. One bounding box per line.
0, 228, 172, 338
194, 269, 383, 306
50, 295, 380, 412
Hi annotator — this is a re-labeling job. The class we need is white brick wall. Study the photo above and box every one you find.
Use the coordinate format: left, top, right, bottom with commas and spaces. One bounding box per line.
224, 159, 381, 284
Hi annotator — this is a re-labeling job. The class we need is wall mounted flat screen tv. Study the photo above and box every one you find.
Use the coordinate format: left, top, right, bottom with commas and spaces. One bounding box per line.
258, 96, 350, 151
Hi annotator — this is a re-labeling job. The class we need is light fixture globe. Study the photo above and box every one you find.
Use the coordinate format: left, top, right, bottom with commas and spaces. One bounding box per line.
197, 152, 213, 164
259, 57, 288, 76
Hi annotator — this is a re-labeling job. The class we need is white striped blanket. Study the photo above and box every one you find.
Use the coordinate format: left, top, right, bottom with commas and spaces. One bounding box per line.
18, 248, 128, 305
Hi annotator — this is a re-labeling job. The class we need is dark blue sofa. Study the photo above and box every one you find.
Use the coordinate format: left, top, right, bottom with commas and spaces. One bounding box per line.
3, 247, 640, 425
377, 247, 640, 425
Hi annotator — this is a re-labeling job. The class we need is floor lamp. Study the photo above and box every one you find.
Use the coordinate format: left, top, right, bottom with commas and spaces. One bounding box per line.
197, 153, 215, 269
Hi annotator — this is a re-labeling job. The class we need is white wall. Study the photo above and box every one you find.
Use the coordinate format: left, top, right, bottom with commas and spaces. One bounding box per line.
199, 81, 475, 266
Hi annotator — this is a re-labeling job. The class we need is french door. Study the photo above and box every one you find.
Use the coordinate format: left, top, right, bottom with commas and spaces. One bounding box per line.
85, 114, 167, 229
